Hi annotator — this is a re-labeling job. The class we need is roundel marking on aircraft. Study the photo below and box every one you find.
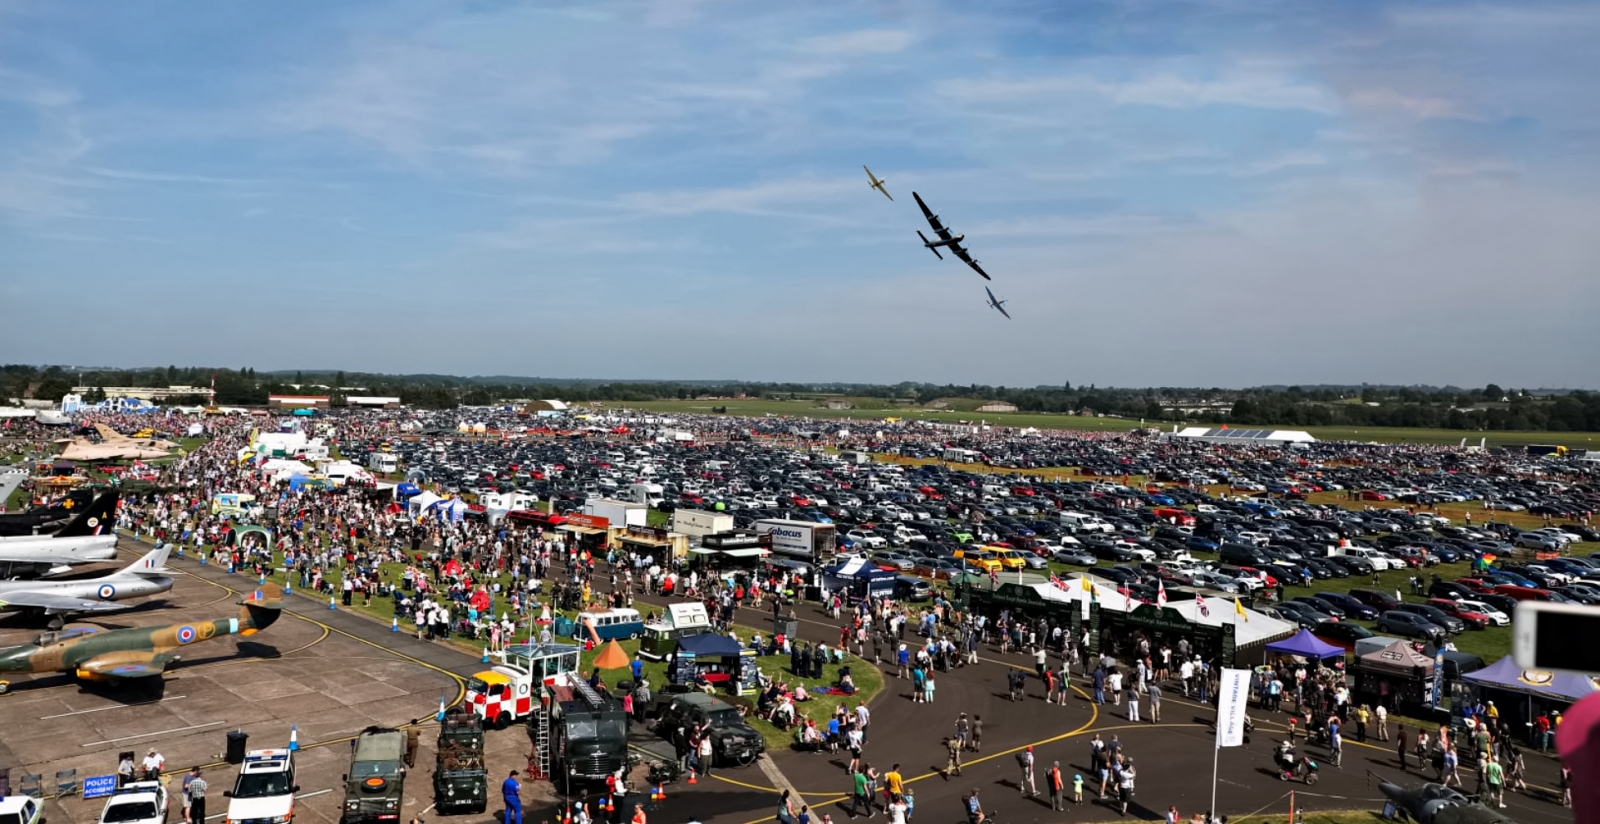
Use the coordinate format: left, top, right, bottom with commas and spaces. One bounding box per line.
98, 584, 117, 600
176, 625, 197, 644
87, 517, 100, 528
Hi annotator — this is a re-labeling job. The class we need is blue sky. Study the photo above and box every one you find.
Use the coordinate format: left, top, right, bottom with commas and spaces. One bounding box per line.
2, 1, 1598, 388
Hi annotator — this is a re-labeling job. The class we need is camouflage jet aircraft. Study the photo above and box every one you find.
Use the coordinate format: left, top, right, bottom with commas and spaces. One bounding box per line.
0, 584, 282, 693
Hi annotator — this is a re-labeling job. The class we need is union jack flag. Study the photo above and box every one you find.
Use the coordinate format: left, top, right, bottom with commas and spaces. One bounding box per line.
1196, 594, 1210, 618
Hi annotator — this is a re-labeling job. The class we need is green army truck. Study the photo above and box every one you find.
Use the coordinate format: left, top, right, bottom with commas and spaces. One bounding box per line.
433, 709, 487, 814
340, 726, 408, 824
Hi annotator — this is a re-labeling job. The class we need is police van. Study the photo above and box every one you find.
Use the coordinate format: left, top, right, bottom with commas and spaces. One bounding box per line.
225, 749, 298, 824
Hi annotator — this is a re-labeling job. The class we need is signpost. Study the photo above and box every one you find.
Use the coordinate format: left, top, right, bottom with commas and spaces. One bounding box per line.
82, 774, 117, 799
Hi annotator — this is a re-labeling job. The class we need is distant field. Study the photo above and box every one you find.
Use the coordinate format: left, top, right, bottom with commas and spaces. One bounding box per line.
612, 399, 1600, 448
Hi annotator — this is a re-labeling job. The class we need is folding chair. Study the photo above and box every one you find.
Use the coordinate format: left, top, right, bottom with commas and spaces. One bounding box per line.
55, 768, 79, 798
19, 773, 42, 798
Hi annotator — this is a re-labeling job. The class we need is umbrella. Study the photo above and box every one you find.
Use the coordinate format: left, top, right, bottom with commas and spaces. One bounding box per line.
593, 640, 630, 671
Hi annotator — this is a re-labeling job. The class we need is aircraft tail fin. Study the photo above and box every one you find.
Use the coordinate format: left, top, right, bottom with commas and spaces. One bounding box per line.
51, 491, 119, 538
917, 231, 943, 260
122, 545, 171, 576
238, 583, 284, 633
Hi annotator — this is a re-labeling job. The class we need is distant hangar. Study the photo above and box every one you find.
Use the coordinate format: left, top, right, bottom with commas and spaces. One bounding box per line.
1169, 426, 1316, 446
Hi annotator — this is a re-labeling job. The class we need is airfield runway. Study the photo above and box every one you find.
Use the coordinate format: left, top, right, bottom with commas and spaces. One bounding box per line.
0, 542, 1576, 824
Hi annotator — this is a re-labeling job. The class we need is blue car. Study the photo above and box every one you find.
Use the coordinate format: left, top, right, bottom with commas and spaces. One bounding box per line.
1185, 536, 1220, 553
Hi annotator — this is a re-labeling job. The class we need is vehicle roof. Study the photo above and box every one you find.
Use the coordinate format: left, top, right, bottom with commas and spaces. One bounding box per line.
0, 797, 37, 812
674, 692, 733, 709
352, 728, 406, 761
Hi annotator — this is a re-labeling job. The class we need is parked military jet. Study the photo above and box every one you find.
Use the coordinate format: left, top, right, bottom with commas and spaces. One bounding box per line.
913, 192, 989, 279
1377, 777, 1518, 824
984, 286, 1011, 319
0, 492, 120, 574
0, 584, 282, 692
0, 546, 174, 627
863, 165, 893, 201
0, 488, 98, 537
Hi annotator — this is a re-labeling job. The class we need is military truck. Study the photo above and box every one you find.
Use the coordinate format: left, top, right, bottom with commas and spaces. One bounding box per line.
433, 710, 487, 814
653, 692, 764, 767
340, 726, 407, 824
530, 677, 629, 789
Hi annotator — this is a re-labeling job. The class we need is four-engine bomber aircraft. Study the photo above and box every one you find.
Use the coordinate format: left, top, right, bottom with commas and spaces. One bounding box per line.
0, 546, 174, 626
914, 191, 989, 280
0, 584, 283, 692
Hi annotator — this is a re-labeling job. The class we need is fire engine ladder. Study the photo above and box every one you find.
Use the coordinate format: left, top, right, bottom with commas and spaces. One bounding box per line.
529, 705, 551, 780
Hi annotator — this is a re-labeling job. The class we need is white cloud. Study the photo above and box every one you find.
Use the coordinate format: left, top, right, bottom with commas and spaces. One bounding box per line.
796, 29, 914, 56
1344, 88, 1469, 120
938, 67, 1339, 114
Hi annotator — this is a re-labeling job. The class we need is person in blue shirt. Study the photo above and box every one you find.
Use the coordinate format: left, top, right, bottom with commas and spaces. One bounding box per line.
632, 655, 644, 682
502, 770, 523, 824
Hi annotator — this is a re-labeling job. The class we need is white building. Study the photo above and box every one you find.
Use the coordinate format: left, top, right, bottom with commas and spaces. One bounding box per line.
1169, 427, 1316, 446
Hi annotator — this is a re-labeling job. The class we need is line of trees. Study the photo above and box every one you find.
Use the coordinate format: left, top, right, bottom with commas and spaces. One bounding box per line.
4, 364, 1597, 432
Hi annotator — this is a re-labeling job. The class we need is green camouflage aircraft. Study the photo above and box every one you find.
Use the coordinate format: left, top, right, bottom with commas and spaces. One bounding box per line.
0, 583, 282, 693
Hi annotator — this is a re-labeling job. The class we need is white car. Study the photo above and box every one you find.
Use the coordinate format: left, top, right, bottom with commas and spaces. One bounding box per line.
1455, 599, 1511, 627
0, 797, 45, 824
98, 781, 168, 824
225, 750, 297, 824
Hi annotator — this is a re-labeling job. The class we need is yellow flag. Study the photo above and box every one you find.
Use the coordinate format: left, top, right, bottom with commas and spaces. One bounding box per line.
1081, 576, 1094, 592
1234, 597, 1248, 622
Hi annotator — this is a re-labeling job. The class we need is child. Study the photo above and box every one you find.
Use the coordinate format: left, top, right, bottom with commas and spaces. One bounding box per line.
1072, 773, 1084, 804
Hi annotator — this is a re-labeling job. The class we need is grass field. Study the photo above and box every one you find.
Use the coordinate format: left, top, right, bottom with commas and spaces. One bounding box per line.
612, 399, 1600, 448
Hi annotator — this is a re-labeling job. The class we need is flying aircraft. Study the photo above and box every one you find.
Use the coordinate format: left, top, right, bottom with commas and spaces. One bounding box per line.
1376, 777, 1517, 824
0, 546, 174, 628
984, 286, 1012, 319
0, 492, 120, 574
863, 165, 893, 201
913, 192, 989, 280
0, 584, 283, 693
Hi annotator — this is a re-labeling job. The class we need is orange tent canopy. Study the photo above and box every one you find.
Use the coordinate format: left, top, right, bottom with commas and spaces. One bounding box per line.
593, 639, 630, 670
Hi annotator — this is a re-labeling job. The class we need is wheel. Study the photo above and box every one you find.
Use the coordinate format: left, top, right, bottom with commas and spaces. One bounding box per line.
630, 632, 640, 640
496, 712, 512, 730
1305, 773, 1319, 786
0, 681, 9, 695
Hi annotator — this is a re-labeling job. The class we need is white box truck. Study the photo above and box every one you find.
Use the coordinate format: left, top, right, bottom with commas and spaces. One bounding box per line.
584, 498, 648, 529
673, 509, 734, 537
630, 483, 665, 506
752, 519, 838, 564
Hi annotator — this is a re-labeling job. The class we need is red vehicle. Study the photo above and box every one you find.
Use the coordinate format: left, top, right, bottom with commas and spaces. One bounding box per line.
1235, 566, 1279, 588
506, 509, 567, 529
1358, 490, 1389, 501
1457, 578, 1496, 594
1010, 486, 1036, 497
1426, 598, 1489, 630
1151, 507, 1196, 527
1492, 584, 1555, 602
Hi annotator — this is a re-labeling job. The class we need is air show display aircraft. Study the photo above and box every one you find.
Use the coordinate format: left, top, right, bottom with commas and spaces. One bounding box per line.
913, 192, 989, 280
985, 286, 1012, 319
863, 165, 893, 201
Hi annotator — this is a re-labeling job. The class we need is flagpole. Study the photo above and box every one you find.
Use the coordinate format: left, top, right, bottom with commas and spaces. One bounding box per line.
1210, 735, 1220, 822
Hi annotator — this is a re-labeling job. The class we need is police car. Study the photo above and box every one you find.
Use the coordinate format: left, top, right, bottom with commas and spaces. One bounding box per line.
224, 749, 299, 824
97, 781, 168, 824
0, 796, 45, 824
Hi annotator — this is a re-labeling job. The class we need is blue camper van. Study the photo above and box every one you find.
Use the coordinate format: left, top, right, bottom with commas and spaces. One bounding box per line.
574, 607, 645, 641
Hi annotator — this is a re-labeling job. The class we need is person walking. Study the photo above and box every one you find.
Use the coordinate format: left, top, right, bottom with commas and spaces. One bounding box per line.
1046, 761, 1065, 810
970, 715, 983, 753
944, 737, 963, 777
185, 768, 208, 824
1397, 727, 1410, 772
1375, 703, 1389, 741
180, 767, 198, 824
1147, 682, 1162, 722
850, 768, 875, 819
502, 770, 523, 824
1441, 744, 1461, 787
1116, 758, 1136, 815
1485, 755, 1505, 808
1017, 746, 1037, 797
1127, 681, 1141, 722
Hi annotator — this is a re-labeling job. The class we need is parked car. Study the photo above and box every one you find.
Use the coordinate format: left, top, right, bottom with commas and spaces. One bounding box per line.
1348, 588, 1402, 612
1312, 620, 1374, 650
1376, 610, 1445, 642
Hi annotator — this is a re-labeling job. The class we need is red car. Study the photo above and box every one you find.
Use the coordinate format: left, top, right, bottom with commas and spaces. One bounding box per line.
1426, 598, 1489, 630
1457, 577, 1496, 594
1359, 490, 1389, 501
1235, 566, 1279, 588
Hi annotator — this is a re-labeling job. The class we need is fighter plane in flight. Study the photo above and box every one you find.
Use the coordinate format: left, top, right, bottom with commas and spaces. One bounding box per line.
0, 584, 282, 693
984, 286, 1012, 319
913, 192, 989, 280
0, 546, 174, 628
863, 165, 893, 201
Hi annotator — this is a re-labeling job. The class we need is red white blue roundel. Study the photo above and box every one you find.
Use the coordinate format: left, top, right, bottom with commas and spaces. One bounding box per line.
176, 625, 197, 644
97, 584, 117, 600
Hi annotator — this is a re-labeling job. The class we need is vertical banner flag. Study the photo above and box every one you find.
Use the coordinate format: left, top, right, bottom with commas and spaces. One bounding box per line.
1215, 668, 1251, 748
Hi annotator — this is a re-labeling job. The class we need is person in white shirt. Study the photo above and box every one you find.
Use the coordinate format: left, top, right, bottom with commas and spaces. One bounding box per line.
141, 749, 165, 780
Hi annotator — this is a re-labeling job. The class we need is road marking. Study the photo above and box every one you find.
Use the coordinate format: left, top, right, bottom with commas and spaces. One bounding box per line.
204, 790, 331, 820
84, 720, 224, 746
42, 695, 186, 719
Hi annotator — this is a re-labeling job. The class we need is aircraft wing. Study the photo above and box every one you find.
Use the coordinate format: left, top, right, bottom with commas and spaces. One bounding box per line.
995, 302, 1011, 319
912, 192, 953, 241
950, 245, 991, 280
77, 652, 179, 679
0, 591, 131, 612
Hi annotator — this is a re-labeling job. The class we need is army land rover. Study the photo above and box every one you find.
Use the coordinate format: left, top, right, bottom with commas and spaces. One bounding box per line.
433, 710, 487, 814
654, 692, 764, 766
340, 726, 407, 824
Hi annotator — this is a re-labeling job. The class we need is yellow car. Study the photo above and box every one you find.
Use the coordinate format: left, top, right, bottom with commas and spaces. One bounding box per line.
986, 547, 1028, 571
954, 548, 1003, 574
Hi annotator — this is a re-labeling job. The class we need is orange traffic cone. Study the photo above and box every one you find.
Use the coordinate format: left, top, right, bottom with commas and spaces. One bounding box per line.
656, 784, 666, 800
688, 770, 697, 785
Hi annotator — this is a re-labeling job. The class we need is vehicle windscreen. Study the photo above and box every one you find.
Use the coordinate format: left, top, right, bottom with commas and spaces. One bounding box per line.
234, 772, 291, 798
102, 801, 159, 822
707, 708, 743, 728
350, 760, 399, 779
0, 812, 23, 824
